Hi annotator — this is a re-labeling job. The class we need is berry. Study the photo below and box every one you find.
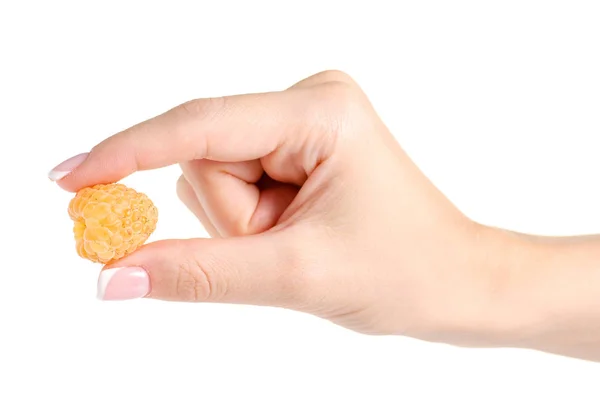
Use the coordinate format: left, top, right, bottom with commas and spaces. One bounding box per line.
68, 183, 158, 264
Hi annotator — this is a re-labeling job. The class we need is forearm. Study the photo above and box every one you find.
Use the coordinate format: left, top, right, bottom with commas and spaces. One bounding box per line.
489, 229, 600, 361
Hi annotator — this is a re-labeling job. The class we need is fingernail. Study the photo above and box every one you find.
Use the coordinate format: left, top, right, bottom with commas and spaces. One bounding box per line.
97, 267, 150, 301
48, 152, 89, 181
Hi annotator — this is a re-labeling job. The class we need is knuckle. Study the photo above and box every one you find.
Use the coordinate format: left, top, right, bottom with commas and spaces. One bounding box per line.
319, 80, 359, 108
175, 258, 215, 302
308, 81, 366, 137
313, 69, 356, 85
179, 99, 203, 117
178, 96, 228, 119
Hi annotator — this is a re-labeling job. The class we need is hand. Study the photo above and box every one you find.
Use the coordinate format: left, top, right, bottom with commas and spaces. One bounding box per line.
49, 70, 600, 360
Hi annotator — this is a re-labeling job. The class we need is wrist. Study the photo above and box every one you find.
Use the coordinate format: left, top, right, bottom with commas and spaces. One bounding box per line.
468, 226, 545, 348
402, 222, 533, 348
459, 226, 600, 359
415, 224, 550, 349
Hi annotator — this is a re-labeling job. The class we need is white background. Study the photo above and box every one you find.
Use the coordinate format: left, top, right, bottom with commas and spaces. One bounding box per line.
1, 1, 599, 406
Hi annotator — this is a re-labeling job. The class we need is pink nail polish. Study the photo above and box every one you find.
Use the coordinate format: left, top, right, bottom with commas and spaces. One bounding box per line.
48, 152, 89, 181
97, 267, 150, 301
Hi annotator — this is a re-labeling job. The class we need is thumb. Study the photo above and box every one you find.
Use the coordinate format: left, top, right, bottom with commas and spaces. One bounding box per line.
96, 231, 308, 308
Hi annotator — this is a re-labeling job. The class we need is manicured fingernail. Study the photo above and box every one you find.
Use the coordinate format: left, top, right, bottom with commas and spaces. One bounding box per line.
97, 267, 150, 301
48, 152, 89, 181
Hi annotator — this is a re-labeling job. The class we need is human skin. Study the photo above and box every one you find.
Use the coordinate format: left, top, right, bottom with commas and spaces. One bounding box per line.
49, 70, 600, 362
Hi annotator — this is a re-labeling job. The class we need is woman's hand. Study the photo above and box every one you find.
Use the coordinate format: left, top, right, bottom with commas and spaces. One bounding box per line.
49, 70, 600, 360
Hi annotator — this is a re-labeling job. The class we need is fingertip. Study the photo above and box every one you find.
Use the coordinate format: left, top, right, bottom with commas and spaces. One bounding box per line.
52, 145, 137, 192
47, 152, 90, 191
96, 266, 151, 301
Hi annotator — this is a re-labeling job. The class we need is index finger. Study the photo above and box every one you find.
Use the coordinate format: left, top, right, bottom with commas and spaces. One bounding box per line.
51, 89, 313, 192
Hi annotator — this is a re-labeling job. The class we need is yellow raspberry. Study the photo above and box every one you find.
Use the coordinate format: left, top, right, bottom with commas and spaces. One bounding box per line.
68, 183, 158, 264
